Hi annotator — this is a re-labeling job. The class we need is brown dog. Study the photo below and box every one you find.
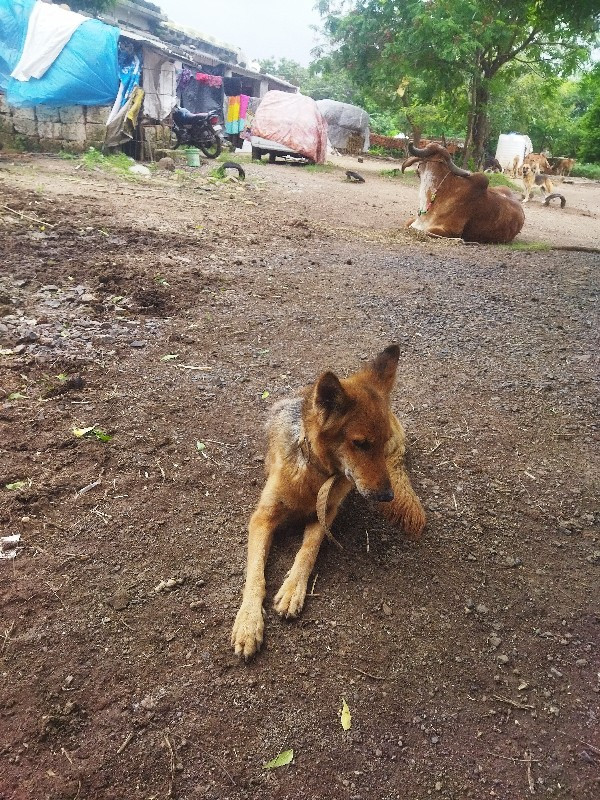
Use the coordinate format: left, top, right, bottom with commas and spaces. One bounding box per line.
231, 345, 426, 659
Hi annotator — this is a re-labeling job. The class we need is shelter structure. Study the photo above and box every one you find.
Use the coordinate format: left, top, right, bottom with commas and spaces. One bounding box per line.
0, 0, 297, 156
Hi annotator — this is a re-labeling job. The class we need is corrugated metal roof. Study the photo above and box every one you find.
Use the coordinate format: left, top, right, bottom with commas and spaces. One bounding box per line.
119, 27, 298, 91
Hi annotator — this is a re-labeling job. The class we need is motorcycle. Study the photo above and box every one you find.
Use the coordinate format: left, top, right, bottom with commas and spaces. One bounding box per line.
171, 106, 223, 158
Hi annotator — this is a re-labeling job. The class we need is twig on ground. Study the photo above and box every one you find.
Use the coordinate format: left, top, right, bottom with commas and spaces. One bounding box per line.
164, 733, 175, 797
557, 730, 600, 756
485, 751, 541, 763
492, 694, 536, 710
197, 742, 237, 787
116, 733, 134, 754
525, 750, 535, 794
350, 666, 387, 681
309, 573, 319, 596
1, 621, 15, 654
1, 204, 55, 227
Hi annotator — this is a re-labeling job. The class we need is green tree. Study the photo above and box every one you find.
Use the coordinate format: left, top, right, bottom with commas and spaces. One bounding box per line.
318, 1, 599, 166
578, 63, 600, 162
257, 58, 309, 88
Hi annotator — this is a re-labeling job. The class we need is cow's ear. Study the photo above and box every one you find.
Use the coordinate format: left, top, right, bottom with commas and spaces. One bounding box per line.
314, 371, 350, 417
369, 344, 400, 394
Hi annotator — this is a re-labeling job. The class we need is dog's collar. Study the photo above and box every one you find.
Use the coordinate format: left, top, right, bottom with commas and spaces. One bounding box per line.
298, 432, 331, 478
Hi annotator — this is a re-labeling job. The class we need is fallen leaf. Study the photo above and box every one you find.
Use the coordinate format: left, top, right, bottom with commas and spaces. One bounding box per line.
261, 390, 270, 400
5, 480, 28, 491
7, 392, 26, 400
263, 749, 293, 769
340, 698, 352, 731
196, 441, 208, 458
161, 354, 179, 361
73, 426, 112, 442
73, 425, 96, 438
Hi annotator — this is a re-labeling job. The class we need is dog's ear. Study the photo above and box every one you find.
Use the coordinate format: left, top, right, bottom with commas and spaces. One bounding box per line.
369, 344, 400, 395
314, 371, 349, 417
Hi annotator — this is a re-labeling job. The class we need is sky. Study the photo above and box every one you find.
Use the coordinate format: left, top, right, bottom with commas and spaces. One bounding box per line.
156, 0, 324, 66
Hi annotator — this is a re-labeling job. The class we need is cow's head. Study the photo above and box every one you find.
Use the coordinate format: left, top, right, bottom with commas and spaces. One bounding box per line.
401, 142, 472, 177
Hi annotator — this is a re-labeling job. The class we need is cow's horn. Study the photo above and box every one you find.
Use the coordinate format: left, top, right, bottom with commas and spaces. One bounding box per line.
447, 159, 472, 177
408, 142, 437, 158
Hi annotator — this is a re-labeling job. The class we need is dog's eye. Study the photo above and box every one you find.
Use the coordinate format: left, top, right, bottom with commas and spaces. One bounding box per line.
352, 439, 372, 451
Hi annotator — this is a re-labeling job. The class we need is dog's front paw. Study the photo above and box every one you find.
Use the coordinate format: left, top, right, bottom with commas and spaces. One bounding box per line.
231, 604, 264, 660
273, 574, 307, 618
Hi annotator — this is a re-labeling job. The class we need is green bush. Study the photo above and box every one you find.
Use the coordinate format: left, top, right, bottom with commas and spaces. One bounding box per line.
487, 173, 521, 192
570, 162, 600, 180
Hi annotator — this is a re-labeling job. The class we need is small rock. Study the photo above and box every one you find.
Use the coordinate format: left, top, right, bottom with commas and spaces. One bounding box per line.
17, 329, 39, 343
157, 157, 175, 171
575, 658, 588, 667
382, 603, 392, 616
129, 164, 151, 176
130, 340, 146, 348
504, 556, 522, 568
80, 293, 96, 303
489, 635, 502, 649
497, 654, 510, 664
110, 590, 129, 611
475, 603, 489, 614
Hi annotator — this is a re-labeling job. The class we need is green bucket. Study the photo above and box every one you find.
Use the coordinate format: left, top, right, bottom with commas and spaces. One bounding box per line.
186, 147, 200, 167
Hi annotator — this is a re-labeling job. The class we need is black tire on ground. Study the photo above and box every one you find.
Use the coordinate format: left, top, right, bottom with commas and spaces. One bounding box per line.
198, 136, 222, 159
220, 161, 246, 180
251, 147, 262, 160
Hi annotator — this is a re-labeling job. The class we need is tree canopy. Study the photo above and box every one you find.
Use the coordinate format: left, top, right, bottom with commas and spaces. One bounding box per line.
317, 0, 600, 164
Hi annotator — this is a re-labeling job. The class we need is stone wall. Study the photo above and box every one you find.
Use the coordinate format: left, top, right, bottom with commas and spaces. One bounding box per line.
0, 95, 111, 153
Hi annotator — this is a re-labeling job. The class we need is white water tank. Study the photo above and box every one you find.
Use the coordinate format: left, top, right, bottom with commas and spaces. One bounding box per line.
495, 133, 533, 171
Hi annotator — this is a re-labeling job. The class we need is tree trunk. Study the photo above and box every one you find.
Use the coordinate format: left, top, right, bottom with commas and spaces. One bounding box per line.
462, 68, 490, 170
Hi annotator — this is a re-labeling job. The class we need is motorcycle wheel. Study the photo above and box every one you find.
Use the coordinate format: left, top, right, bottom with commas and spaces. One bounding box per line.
198, 135, 222, 159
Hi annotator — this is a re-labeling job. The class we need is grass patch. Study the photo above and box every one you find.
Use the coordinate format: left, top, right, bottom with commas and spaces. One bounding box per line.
81, 147, 135, 174
304, 162, 335, 173
487, 173, 521, 192
502, 241, 551, 252
379, 167, 416, 182
570, 162, 600, 180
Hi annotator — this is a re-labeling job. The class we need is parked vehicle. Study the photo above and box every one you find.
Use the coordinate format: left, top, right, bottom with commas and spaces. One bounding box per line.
171, 106, 222, 158
250, 91, 328, 165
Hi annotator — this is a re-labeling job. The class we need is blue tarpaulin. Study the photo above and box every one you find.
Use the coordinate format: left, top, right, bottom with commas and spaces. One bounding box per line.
0, 0, 119, 107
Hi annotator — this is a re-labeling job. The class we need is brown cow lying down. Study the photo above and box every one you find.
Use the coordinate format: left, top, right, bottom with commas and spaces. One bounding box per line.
402, 143, 525, 244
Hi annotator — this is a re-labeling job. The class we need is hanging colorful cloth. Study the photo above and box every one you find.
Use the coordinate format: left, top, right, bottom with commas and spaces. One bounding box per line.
226, 93, 249, 135
107, 46, 141, 124
176, 67, 194, 91
195, 72, 223, 89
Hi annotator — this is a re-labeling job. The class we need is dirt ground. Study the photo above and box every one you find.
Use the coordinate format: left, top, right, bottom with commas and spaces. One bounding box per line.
0, 152, 598, 800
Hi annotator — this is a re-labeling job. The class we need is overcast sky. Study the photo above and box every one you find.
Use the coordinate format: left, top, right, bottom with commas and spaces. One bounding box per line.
156, 0, 324, 66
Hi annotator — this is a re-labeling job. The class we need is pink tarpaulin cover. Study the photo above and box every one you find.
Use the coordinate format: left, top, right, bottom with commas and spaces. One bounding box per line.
251, 91, 328, 164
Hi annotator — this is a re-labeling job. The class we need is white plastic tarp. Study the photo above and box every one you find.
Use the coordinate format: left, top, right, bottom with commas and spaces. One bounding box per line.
251, 91, 328, 164
141, 48, 177, 121
10, 0, 86, 82
316, 99, 370, 151
494, 133, 533, 171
